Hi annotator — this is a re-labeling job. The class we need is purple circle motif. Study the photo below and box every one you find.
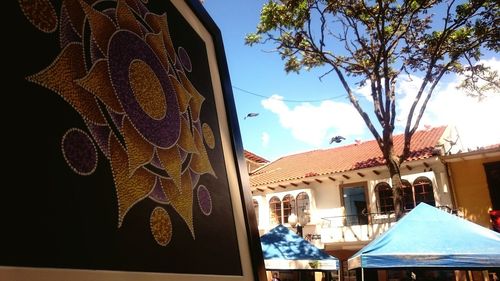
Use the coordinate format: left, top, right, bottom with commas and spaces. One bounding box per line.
197, 185, 212, 216
178, 46, 192, 72
62, 128, 98, 175
108, 30, 180, 149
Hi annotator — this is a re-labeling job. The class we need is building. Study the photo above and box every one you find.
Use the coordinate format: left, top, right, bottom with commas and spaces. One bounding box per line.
247, 126, 458, 279
244, 150, 269, 173
442, 144, 500, 229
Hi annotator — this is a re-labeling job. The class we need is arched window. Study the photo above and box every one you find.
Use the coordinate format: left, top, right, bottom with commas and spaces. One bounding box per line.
269, 196, 282, 225
413, 176, 435, 206
401, 180, 414, 210
253, 199, 259, 226
296, 192, 310, 224
282, 194, 294, 224
376, 182, 394, 213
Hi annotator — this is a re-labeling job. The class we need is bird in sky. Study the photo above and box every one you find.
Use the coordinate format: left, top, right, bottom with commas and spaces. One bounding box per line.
244, 112, 259, 119
329, 135, 346, 144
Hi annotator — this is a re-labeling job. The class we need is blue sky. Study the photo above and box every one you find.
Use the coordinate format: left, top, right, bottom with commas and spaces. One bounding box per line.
203, 0, 500, 161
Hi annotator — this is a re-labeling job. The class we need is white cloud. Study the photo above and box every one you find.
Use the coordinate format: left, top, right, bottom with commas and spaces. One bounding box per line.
355, 80, 373, 101
261, 95, 365, 146
261, 132, 270, 148
396, 57, 500, 150
261, 58, 500, 151
395, 75, 426, 127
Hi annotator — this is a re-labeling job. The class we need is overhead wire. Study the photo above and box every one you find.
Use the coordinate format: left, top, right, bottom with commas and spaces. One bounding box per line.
232, 85, 347, 103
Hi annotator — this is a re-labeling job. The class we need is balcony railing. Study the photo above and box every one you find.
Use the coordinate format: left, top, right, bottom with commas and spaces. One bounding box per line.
320, 212, 395, 243
320, 206, 457, 244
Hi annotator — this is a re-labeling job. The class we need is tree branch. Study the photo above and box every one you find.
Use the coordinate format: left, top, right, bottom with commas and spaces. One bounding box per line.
331, 65, 383, 146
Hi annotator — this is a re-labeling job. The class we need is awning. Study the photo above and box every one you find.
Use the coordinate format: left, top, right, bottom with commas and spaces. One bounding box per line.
261, 224, 339, 270
348, 203, 500, 269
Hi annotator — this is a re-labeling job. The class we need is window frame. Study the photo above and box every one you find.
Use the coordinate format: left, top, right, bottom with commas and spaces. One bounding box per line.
401, 179, 415, 210
282, 194, 294, 224
269, 196, 282, 225
296, 192, 310, 224
267, 191, 311, 226
413, 176, 436, 207
375, 182, 394, 214
340, 182, 369, 226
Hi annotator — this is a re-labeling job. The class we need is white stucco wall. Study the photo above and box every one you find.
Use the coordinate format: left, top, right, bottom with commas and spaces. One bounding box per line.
252, 157, 454, 238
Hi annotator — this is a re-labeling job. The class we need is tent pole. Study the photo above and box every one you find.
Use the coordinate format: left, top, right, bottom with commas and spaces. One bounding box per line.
362, 268, 364, 281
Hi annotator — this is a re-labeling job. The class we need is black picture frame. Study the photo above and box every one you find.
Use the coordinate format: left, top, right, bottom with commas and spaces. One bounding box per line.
0, 0, 266, 280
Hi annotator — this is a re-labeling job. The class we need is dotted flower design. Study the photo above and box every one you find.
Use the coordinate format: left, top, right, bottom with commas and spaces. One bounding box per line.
19, 0, 216, 246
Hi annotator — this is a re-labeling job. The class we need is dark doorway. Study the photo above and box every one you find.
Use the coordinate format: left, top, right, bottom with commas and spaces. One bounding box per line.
484, 161, 500, 209
342, 186, 368, 226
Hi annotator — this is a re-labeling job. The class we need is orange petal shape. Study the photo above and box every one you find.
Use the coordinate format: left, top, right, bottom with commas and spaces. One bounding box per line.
161, 173, 194, 238
110, 134, 156, 227
202, 123, 216, 149
144, 13, 176, 62
117, 0, 143, 37
27, 43, 106, 125
178, 71, 205, 122
19, 0, 58, 33
157, 145, 182, 191
190, 128, 215, 177
122, 117, 154, 175
178, 116, 197, 154
169, 75, 192, 113
150, 207, 172, 246
145, 32, 171, 72
78, 0, 117, 55
77, 59, 124, 113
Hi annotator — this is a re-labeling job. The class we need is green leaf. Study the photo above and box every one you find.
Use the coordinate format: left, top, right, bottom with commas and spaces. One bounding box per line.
244, 33, 261, 45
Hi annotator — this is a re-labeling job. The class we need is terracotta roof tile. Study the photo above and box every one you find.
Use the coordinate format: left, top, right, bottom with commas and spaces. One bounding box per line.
244, 150, 269, 163
250, 126, 446, 187
483, 143, 500, 150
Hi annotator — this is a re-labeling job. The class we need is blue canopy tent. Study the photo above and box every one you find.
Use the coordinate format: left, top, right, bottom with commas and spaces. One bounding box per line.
261, 224, 339, 271
348, 203, 500, 270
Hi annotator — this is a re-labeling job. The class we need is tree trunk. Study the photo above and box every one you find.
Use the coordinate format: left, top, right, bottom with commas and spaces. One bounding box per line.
386, 152, 405, 220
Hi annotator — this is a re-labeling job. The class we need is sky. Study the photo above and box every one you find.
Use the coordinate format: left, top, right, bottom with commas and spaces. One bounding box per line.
203, 0, 500, 161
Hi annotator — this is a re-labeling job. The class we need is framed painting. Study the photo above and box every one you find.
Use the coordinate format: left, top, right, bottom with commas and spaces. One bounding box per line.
0, 0, 266, 281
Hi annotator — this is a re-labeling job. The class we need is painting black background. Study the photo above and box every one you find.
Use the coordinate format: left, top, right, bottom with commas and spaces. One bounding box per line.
1, 0, 242, 275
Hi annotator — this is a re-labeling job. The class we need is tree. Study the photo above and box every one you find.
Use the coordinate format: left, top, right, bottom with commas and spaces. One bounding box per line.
246, 0, 499, 219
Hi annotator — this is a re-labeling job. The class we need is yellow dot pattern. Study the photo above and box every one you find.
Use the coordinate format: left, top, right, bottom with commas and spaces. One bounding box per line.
129, 59, 167, 120
150, 207, 172, 246
202, 123, 215, 149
